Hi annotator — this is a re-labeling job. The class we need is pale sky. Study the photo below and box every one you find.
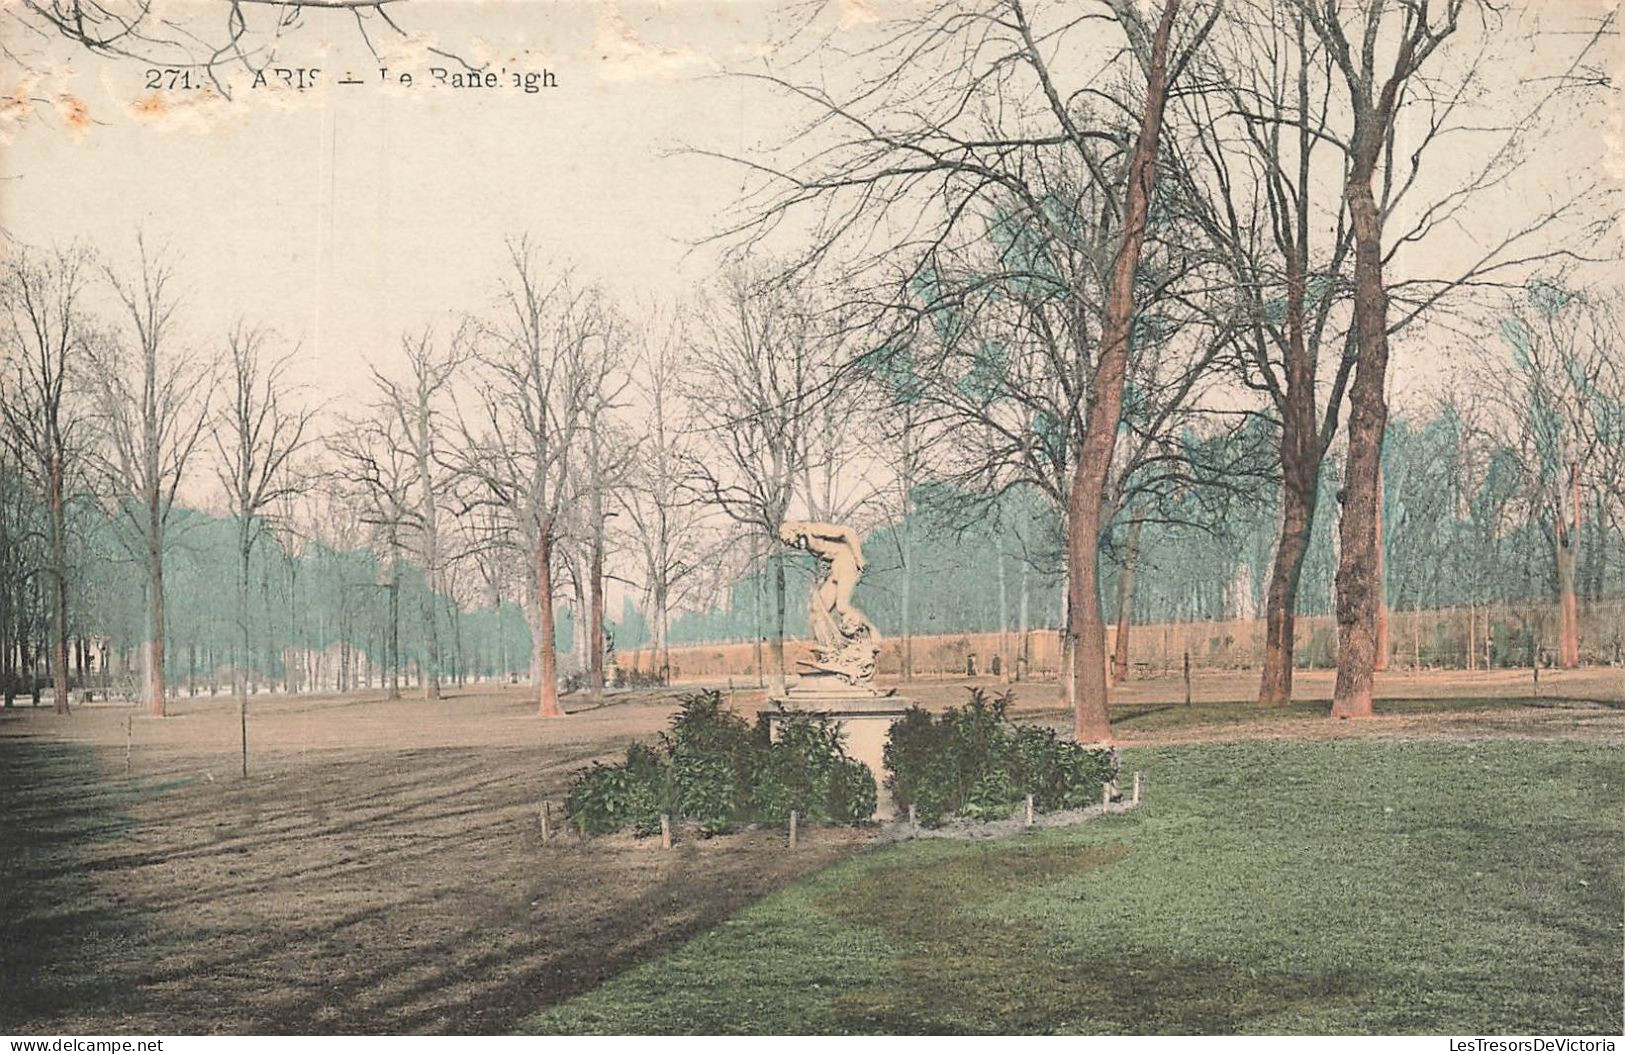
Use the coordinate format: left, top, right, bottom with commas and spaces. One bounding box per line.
2, 0, 1621, 406
2, 0, 802, 395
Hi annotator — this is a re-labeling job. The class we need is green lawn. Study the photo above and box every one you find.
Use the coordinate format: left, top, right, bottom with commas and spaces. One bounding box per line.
520, 738, 1624, 1035
1098, 695, 1542, 734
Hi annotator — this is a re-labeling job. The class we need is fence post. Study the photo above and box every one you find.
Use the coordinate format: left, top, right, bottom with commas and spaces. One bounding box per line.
660, 813, 672, 850
1132, 771, 1143, 806
1025, 793, 1034, 828
541, 802, 552, 842
908, 803, 917, 833
788, 809, 798, 849
125, 713, 132, 777
1183, 651, 1192, 706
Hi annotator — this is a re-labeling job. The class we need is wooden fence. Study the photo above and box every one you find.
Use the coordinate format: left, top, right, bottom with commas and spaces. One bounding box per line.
623, 598, 1625, 683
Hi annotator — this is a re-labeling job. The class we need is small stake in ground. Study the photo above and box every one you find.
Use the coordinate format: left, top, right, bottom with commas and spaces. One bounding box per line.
1102, 783, 1112, 807
908, 803, 917, 833
540, 802, 552, 842
660, 813, 672, 850
1132, 771, 1143, 806
125, 714, 132, 777
788, 809, 798, 849
1025, 793, 1034, 828
1183, 651, 1192, 706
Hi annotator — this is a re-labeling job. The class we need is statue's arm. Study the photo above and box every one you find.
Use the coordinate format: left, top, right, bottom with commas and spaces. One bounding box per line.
820, 525, 865, 570
789, 522, 866, 569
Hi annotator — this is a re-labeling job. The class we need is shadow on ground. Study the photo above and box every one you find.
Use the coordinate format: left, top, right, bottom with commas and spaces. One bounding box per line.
0, 721, 866, 1035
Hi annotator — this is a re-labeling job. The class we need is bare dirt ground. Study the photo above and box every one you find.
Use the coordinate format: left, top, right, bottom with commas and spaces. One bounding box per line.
0, 686, 868, 1035
2, 667, 1621, 1035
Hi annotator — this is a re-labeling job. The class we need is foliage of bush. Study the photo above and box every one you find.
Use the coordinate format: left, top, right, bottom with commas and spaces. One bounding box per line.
564, 742, 670, 837
752, 709, 877, 825
883, 687, 1117, 826
564, 690, 876, 837
610, 666, 668, 689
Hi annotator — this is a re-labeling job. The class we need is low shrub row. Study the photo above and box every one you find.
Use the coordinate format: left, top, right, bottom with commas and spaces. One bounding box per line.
564, 690, 876, 836
884, 687, 1117, 826
564, 687, 1116, 837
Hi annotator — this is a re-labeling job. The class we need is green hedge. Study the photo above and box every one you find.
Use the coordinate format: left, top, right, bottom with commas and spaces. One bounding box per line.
884, 687, 1117, 826
565, 690, 876, 836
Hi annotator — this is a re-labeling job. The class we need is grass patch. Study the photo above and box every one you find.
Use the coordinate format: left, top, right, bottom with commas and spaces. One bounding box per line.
1099, 695, 1536, 734
520, 738, 1623, 1035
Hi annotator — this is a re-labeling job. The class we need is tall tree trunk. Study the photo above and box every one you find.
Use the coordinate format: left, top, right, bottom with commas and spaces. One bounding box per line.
1373, 468, 1390, 672
1111, 515, 1143, 681
146, 531, 166, 717
237, 534, 251, 775
1257, 4, 1331, 705
1017, 557, 1030, 681
588, 426, 606, 701
416, 398, 443, 702
571, 578, 589, 679
419, 586, 441, 701
49, 450, 70, 714
286, 562, 299, 695
1557, 465, 1581, 668
1057, 574, 1072, 706
23, 631, 36, 706
387, 541, 401, 701
1331, 148, 1391, 719
752, 535, 765, 688
1065, 0, 1181, 742
1, 580, 12, 708
452, 600, 464, 687
536, 531, 562, 718
1260, 469, 1317, 706
495, 580, 508, 684
996, 530, 1010, 681
655, 580, 671, 684
770, 546, 787, 695
900, 434, 914, 683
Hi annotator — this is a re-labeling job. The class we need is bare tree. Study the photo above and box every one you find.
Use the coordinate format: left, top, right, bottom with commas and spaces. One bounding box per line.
1060, 0, 1203, 740
684, 266, 835, 695
461, 239, 605, 719
83, 240, 214, 717
331, 414, 413, 700
1289, 0, 1616, 716
9, 0, 473, 95
567, 310, 631, 702
615, 308, 719, 683
214, 321, 315, 771
1476, 287, 1620, 669
0, 245, 93, 714
870, 397, 939, 683
371, 326, 466, 701
712, 0, 1219, 738
1181, 0, 1617, 706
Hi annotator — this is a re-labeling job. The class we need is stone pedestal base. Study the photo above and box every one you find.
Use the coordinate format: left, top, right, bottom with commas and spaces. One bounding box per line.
764, 682, 911, 820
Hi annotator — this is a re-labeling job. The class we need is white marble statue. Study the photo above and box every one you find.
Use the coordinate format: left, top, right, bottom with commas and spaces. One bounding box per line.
778, 520, 881, 686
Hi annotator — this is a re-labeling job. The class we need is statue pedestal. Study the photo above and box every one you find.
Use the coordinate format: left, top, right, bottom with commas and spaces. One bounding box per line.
765, 676, 911, 821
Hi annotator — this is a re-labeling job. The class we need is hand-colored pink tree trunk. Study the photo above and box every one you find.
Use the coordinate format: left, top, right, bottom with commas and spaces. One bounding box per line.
1066, 0, 1182, 743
